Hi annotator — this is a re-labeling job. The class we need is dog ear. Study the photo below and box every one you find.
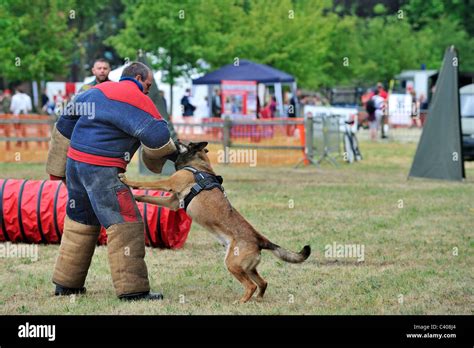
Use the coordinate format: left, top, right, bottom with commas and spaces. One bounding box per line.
192, 142, 208, 152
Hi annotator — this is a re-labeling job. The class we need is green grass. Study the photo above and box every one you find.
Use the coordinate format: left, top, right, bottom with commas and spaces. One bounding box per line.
0, 141, 473, 314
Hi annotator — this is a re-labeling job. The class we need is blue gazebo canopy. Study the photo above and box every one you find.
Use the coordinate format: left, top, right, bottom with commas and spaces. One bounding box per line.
193, 59, 295, 85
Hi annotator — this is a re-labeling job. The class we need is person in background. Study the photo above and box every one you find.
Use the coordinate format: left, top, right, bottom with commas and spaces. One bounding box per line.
256, 95, 261, 119
288, 89, 301, 118
158, 90, 168, 115
410, 89, 421, 128
1, 89, 12, 114
1, 89, 13, 150
361, 88, 374, 107
260, 100, 272, 119
314, 95, 323, 106
286, 90, 301, 136
419, 93, 428, 126
53, 90, 65, 113
41, 88, 50, 114
54, 90, 64, 104
77, 58, 111, 94
376, 82, 389, 139
376, 82, 388, 99
10, 88, 32, 115
181, 88, 196, 117
269, 96, 277, 118
419, 93, 428, 110
368, 89, 384, 141
10, 87, 33, 148
361, 88, 375, 130
212, 88, 222, 118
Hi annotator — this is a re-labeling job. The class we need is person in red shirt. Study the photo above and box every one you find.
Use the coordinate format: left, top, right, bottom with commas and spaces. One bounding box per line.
376, 82, 389, 138
361, 88, 374, 106
377, 82, 388, 100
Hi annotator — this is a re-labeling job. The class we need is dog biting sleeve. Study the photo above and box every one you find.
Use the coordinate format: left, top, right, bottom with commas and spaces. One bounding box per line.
141, 138, 177, 173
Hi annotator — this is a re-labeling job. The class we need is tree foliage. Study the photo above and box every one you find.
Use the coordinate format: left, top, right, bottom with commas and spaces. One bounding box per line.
0, 0, 74, 83
109, 0, 473, 90
1, 0, 472, 91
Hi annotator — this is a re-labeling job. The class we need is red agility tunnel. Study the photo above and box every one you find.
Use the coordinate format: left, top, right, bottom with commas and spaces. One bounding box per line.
0, 179, 192, 249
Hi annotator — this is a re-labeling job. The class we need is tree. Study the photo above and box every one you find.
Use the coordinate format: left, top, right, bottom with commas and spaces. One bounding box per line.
109, 0, 223, 112
109, 0, 474, 98
66, 0, 125, 81
0, 0, 75, 107
353, 15, 420, 84
213, 0, 338, 89
403, 0, 474, 36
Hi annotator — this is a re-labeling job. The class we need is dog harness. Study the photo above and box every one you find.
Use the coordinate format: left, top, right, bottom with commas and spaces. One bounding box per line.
180, 166, 225, 210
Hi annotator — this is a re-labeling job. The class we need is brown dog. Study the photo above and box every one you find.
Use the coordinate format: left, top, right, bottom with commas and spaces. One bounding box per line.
119, 141, 310, 303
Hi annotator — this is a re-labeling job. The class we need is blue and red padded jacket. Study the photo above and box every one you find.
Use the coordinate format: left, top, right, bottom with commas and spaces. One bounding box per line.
56, 78, 170, 170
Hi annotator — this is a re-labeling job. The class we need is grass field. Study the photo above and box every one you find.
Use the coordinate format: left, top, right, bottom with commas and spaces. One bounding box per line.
0, 141, 473, 315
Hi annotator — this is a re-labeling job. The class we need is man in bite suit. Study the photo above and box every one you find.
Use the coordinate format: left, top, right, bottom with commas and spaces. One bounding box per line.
46, 62, 177, 300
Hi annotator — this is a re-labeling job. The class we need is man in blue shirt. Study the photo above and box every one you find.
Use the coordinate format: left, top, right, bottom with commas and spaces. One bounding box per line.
47, 62, 177, 301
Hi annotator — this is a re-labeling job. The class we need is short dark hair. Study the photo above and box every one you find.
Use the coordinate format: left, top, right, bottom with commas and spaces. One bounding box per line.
121, 62, 151, 81
93, 58, 110, 66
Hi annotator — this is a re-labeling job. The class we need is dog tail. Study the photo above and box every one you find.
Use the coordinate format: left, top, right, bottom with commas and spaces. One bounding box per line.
261, 240, 311, 264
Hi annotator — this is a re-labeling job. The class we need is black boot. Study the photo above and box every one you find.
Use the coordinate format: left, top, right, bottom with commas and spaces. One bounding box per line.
54, 283, 86, 296
119, 291, 164, 301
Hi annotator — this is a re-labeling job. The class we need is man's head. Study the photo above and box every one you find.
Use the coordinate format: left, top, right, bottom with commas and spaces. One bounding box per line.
91, 59, 111, 83
121, 62, 153, 94
376, 82, 384, 90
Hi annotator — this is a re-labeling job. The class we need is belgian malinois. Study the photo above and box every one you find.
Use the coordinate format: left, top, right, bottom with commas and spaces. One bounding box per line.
119, 141, 311, 303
